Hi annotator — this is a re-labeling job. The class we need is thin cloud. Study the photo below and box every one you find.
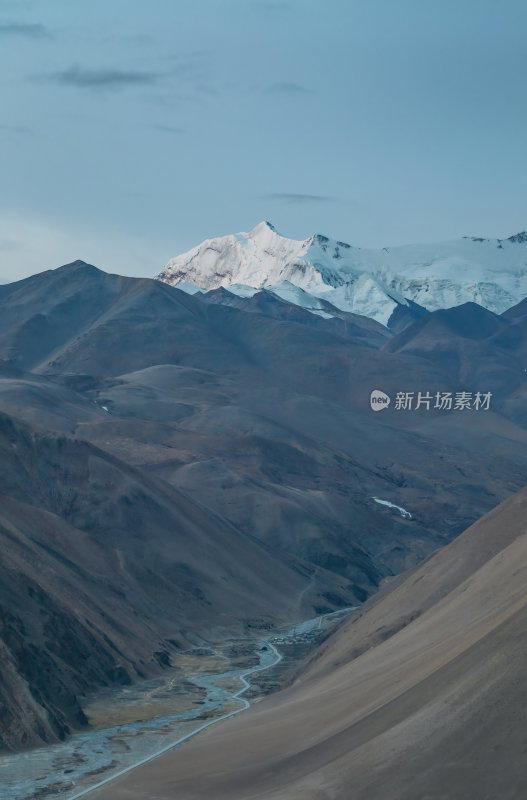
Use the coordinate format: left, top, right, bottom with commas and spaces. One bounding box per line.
153, 124, 186, 134
0, 124, 35, 136
263, 193, 336, 204
51, 65, 161, 90
268, 81, 311, 94
0, 20, 49, 37
144, 52, 219, 101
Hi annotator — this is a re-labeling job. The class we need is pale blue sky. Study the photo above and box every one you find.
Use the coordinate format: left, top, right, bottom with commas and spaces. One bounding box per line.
1, 0, 526, 280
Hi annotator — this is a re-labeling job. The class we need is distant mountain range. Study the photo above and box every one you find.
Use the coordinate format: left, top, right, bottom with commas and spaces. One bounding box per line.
157, 221, 527, 328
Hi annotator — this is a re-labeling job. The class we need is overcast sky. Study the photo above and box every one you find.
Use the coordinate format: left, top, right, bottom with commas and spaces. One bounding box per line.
1, 0, 526, 281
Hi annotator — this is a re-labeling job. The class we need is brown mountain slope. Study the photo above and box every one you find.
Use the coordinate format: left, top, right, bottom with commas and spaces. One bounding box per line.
382, 302, 527, 419
0, 411, 357, 751
201, 286, 392, 348
93, 485, 527, 800
1, 264, 527, 608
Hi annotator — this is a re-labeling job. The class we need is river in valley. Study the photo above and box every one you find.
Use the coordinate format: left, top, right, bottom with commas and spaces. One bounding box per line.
0, 608, 355, 800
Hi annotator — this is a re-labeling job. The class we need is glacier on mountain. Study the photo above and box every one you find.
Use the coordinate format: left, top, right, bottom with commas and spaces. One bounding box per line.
157, 221, 527, 326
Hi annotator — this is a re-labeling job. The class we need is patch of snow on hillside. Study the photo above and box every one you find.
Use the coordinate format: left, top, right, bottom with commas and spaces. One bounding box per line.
372, 497, 412, 519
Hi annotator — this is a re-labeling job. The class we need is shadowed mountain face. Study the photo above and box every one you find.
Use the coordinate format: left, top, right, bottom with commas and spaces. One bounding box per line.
92, 484, 527, 800
0, 411, 355, 750
200, 287, 393, 348
501, 296, 527, 320
383, 300, 527, 426
0, 261, 527, 751
384, 302, 508, 351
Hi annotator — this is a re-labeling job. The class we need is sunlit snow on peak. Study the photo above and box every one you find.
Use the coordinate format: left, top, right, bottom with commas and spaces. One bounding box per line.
157, 223, 527, 326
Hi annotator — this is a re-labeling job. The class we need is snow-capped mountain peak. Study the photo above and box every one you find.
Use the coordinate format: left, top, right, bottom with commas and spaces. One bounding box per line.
157, 224, 527, 327
159, 221, 313, 292
157, 222, 410, 325
249, 220, 277, 235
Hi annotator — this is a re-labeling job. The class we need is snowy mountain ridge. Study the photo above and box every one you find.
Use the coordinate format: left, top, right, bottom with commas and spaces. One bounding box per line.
156, 222, 527, 326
